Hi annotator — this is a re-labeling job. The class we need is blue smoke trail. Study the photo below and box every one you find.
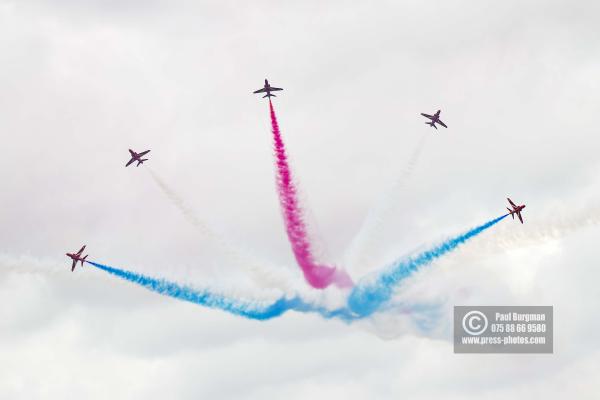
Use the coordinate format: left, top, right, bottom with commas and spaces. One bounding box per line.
347, 214, 509, 317
87, 215, 507, 321
88, 261, 356, 321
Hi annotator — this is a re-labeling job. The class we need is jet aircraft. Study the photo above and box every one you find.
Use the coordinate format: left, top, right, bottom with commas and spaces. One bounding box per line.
126, 149, 150, 167
66, 245, 88, 272
253, 79, 283, 98
421, 110, 447, 129
506, 197, 526, 223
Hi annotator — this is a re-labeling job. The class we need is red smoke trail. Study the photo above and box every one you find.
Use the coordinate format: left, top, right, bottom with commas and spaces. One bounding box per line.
269, 99, 353, 289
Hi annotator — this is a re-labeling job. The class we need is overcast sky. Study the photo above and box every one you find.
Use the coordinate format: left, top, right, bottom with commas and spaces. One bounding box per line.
1, 0, 599, 398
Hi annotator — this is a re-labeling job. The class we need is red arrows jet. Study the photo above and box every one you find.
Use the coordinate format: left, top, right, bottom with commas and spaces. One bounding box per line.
506, 198, 526, 223
253, 79, 283, 98
126, 149, 150, 167
421, 110, 447, 130
66, 245, 88, 271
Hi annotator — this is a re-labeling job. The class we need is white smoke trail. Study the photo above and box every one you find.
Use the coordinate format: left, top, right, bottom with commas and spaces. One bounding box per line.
344, 135, 428, 276
0, 253, 63, 275
147, 168, 209, 231
0, 253, 349, 325
471, 201, 600, 253
361, 201, 600, 338
146, 168, 297, 291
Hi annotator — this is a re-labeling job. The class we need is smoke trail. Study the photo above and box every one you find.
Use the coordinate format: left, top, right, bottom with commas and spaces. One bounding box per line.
146, 168, 295, 291
268, 100, 353, 289
477, 203, 600, 252
88, 261, 356, 321
345, 135, 428, 274
147, 168, 213, 231
85, 215, 506, 321
347, 214, 508, 317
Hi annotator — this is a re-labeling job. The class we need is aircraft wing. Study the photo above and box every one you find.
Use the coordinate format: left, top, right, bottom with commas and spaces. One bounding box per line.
270, 87, 283, 91
71, 259, 77, 271
128, 149, 136, 156
517, 211, 524, 224
138, 150, 150, 157
421, 113, 433, 119
76, 245, 86, 255
507, 198, 517, 208
437, 119, 448, 128
126, 157, 136, 167
253, 88, 267, 94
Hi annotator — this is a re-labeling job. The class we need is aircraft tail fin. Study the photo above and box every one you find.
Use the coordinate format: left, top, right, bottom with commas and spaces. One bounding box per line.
263, 93, 275, 98
507, 208, 514, 218
81, 255, 88, 266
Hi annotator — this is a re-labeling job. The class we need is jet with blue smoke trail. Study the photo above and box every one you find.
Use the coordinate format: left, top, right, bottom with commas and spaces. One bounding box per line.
506, 197, 526, 224
66, 245, 88, 272
85, 215, 508, 322
87, 261, 356, 321
347, 214, 509, 317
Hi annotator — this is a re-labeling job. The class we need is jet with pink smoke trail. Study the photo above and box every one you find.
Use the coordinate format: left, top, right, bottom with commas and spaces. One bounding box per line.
267, 98, 353, 289
253, 79, 283, 98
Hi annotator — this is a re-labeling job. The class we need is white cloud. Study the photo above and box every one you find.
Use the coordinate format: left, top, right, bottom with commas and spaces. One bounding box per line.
1, 0, 599, 397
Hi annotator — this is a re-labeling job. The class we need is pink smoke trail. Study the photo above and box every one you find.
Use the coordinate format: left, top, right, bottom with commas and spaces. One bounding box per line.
269, 99, 353, 289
